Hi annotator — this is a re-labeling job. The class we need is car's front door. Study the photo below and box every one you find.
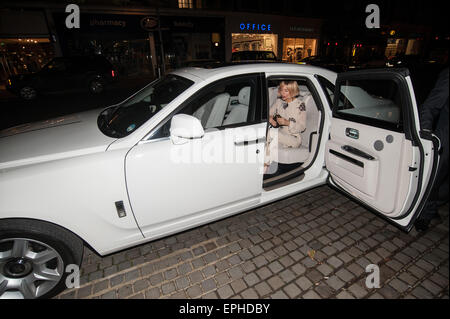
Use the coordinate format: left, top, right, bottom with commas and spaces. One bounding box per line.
324, 68, 439, 231
125, 74, 266, 238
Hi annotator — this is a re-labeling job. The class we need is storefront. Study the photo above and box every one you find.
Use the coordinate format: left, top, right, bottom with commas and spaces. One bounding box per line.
0, 9, 56, 81
226, 13, 322, 63
52, 12, 225, 77
382, 25, 431, 59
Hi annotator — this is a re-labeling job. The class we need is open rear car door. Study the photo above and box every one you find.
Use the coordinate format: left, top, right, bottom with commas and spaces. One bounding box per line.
325, 68, 440, 231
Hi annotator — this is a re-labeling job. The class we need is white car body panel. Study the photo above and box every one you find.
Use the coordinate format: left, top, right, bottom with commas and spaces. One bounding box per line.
0, 64, 434, 256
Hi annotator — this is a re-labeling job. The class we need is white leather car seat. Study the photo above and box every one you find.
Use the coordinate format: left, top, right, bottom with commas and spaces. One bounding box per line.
222, 87, 250, 126
193, 93, 230, 129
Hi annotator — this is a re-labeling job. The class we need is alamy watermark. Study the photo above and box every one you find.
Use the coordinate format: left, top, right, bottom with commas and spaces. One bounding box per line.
365, 264, 381, 289
65, 264, 80, 289
365, 4, 380, 29
65, 4, 80, 29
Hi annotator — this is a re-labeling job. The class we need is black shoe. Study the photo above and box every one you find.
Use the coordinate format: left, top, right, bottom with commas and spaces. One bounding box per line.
415, 218, 431, 232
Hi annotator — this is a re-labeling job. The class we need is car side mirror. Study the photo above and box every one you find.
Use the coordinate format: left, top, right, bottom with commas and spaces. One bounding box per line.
170, 114, 204, 145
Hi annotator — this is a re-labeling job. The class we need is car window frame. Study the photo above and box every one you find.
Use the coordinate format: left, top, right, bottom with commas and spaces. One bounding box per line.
145, 73, 265, 141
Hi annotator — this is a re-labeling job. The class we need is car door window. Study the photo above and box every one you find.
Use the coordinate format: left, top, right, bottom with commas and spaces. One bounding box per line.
334, 79, 402, 130
149, 75, 259, 140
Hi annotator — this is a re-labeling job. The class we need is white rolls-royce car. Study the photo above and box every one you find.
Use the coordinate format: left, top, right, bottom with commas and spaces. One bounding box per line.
0, 63, 439, 298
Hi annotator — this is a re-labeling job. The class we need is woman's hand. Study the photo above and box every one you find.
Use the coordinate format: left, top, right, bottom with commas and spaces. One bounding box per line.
276, 117, 290, 126
269, 117, 278, 127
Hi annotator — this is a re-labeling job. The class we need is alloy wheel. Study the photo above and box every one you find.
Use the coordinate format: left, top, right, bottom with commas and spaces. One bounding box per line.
0, 238, 64, 299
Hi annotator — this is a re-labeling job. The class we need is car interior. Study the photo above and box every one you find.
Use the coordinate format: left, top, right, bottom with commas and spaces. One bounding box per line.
263, 79, 322, 188
192, 84, 252, 129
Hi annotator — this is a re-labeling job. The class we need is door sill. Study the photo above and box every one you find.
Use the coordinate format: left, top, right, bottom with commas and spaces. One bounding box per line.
263, 172, 305, 191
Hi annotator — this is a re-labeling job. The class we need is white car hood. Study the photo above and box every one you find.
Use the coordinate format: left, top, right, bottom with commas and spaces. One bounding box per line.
0, 109, 117, 169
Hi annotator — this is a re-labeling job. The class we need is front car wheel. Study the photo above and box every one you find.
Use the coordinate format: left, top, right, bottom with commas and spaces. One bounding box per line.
0, 219, 84, 299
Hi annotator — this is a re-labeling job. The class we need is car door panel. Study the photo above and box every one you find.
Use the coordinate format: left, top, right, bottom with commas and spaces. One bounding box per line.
325, 68, 439, 231
326, 118, 415, 215
125, 123, 265, 236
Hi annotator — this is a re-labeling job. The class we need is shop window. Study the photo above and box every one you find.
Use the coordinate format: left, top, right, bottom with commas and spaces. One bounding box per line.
282, 38, 317, 63
231, 33, 278, 56
178, 0, 193, 8
0, 38, 54, 81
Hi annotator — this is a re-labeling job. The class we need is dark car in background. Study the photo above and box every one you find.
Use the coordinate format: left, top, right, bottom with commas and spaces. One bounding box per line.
231, 50, 278, 62
298, 55, 348, 73
6, 55, 116, 100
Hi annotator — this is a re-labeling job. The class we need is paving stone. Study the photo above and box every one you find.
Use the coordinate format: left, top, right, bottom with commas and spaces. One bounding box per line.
336, 268, 355, 282
327, 256, 344, 269
77, 285, 93, 299
378, 285, 400, 299
428, 273, 449, 288
270, 290, 289, 299
317, 264, 333, 276
315, 283, 334, 298
283, 283, 302, 298
388, 279, 409, 293
175, 276, 190, 290
411, 286, 434, 299
254, 282, 272, 297
336, 291, 355, 299
201, 278, 217, 293
296, 276, 313, 291
397, 272, 418, 286
117, 284, 133, 298
267, 275, 284, 290
416, 259, 436, 272
302, 290, 322, 299
161, 282, 176, 295
186, 285, 203, 298
241, 288, 259, 299
421, 279, 443, 295
230, 279, 247, 294
243, 273, 260, 287
215, 272, 231, 286
101, 291, 117, 299
133, 279, 149, 293
149, 273, 164, 286
326, 275, 345, 291
189, 270, 204, 284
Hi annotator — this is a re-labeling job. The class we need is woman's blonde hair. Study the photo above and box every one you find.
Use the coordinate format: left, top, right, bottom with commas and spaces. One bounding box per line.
278, 81, 300, 98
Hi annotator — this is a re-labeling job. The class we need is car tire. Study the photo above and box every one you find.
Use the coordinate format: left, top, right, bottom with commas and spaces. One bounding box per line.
0, 219, 84, 299
19, 86, 37, 100
88, 79, 105, 94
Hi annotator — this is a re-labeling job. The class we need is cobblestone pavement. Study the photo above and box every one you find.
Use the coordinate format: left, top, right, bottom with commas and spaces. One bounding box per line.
56, 186, 449, 299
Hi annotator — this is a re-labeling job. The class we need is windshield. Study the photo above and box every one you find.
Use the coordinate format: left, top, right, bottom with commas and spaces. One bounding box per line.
98, 75, 194, 138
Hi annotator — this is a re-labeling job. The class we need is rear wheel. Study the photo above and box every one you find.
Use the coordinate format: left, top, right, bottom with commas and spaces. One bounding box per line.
0, 219, 84, 299
88, 79, 105, 94
19, 86, 37, 100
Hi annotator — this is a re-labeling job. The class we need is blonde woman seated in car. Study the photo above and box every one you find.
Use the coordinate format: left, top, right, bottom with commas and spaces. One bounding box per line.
264, 81, 307, 174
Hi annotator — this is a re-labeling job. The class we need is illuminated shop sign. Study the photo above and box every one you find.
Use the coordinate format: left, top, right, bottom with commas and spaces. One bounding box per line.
239, 23, 272, 32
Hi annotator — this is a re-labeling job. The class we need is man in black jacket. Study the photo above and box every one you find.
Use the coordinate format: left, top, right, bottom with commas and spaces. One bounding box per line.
415, 67, 449, 231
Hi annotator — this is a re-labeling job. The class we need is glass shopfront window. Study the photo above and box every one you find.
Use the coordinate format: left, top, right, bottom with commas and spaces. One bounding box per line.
0, 38, 55, 81
231, 33, 278, 55
282, 38, 317, 63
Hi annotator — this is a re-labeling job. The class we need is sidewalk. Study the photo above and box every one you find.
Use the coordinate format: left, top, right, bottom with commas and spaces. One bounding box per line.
55, 186, 449, 299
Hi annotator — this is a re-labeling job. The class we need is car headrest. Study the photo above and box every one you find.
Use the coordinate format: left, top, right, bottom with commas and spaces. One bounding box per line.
238, 86, 251, 106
